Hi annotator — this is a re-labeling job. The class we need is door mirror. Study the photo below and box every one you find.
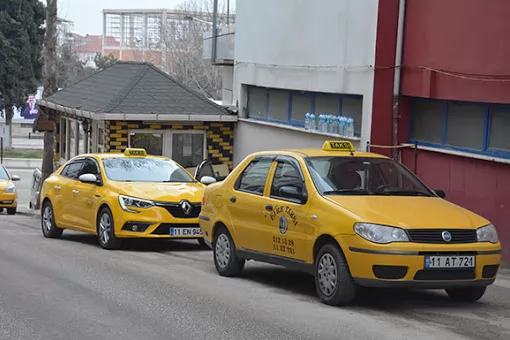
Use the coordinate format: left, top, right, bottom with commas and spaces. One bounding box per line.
200, 175, 217, 185
79, 173, 98, 184
435, 189, 446, 199
10, 175, 21, 182
279, 185, 306, 203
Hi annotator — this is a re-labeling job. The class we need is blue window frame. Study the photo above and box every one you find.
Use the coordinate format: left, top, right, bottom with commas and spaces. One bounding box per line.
408, 97, 510, 159
246, 85, 363, 136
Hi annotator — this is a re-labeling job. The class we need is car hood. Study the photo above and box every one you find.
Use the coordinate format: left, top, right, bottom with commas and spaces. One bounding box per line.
325, 196, 489, 229
110, 181, 205, 203
0, 179, 13, 190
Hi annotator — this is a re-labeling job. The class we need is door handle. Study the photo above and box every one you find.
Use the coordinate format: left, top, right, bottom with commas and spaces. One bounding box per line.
230, 196, 236, 203
265, 204, 273, 211
72, 190, 79, 195
54, 185, 60, 190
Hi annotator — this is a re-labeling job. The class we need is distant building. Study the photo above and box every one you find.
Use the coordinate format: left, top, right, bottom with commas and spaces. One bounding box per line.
56, 17, 75, 47
73, 34, 120, 68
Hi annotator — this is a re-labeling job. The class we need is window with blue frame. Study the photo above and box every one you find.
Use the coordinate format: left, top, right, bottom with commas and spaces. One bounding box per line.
246, 85, 363, 136
409, 98, 510, 158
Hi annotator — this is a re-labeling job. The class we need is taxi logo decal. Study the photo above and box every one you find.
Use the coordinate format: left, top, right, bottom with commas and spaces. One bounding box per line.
441, 231, 452, 243
279, 216, 288, 235
180, 200, 193, 216
269, 205, 298, 227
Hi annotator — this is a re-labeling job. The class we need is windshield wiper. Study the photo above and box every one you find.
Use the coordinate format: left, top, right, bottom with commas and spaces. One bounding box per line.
323, 189, 370, 195
374, 189, 432, 197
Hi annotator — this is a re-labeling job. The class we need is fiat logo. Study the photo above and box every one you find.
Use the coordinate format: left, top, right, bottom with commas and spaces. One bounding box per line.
441, 231, 452, 243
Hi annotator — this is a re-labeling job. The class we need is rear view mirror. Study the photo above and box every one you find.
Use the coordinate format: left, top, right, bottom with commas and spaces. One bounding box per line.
279, 186, 307, 203
435, 189, 446, 199
200, 176, 217, 185
79, 173, 98, 184
11, 175, 21, 182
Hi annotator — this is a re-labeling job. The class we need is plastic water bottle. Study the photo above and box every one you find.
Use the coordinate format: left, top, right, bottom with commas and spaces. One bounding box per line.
304, 112, 310, 130
334, 115, 340, 134
318, 114, 324, 132
339, 116, 346, 136
346, 116, 354, 137
310, 113, 316, 130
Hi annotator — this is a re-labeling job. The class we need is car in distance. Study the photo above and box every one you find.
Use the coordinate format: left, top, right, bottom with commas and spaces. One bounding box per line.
40, 148, 216, 249
0, 164, 21, 215
199, 141, 501, 306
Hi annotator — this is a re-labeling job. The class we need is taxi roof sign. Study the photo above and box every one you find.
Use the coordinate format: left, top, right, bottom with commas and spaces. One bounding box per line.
124, 148, 147, 157
322, 140, 355, 152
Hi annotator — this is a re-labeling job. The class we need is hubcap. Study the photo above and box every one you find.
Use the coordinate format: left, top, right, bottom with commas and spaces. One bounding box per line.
215, 234, 230, 268
42, 205, 53, 232
318, 253, 338, 297
99, 213, 112, 245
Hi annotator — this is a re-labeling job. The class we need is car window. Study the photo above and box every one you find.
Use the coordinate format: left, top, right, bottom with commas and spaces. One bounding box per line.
61, 161, 84, 180
235, 158, 273, 195
0, 166, 9, 180
80, 158, 100, 176
270, 160, 306, 201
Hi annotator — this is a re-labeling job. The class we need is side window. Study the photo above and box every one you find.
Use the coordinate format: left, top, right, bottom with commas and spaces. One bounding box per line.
235, 158, 273, 195
270, 161, 305, 201
61, 161, 84, 180
80, 158, 99, 176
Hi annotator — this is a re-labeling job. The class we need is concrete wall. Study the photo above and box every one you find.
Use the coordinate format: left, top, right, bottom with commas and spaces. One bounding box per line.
232, 0, 379, 157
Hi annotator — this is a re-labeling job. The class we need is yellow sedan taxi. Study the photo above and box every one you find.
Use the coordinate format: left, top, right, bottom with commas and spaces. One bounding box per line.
40, 148, 217, 249
199, 141, 501, 306
0, 164, 21, 215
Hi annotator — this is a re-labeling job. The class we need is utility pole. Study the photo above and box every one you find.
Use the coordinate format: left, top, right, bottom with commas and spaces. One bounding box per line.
41, 0, 58, 182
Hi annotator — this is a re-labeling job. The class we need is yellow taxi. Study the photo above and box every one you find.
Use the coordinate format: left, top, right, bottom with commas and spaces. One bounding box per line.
199, 141, 501, 306
40, 148, 217, 249
0, 164, 21, 215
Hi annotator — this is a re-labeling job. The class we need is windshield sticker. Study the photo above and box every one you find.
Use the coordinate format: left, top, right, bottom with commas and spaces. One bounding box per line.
269, 205, 298, 227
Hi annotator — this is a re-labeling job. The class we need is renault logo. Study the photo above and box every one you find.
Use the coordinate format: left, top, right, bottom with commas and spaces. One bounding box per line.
180, 200, 193, 216
441, 231, 452, 243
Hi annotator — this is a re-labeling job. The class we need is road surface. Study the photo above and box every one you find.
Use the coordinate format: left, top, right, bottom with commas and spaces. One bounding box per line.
1, 215, 509, 340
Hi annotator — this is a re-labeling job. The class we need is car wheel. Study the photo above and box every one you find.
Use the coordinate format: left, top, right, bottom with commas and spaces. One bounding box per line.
445, 286, 487, 302
41, 201, 63, 239
7, 207, 16, 215
315, 243, 356, 306
213, 226, 244, 277
97, 207, 122, 250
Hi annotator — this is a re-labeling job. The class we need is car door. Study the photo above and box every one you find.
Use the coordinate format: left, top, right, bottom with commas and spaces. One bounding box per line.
55, 159, 85, 227
265, 156, 310, 260
72, 157, 103, 231
226, 156, 275, 252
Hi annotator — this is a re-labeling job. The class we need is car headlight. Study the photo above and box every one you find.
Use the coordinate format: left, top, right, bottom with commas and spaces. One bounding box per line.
354, 223, 409, 244
5, 185, 16, 193
118, 195, 154, 213
477, 224, 498, 244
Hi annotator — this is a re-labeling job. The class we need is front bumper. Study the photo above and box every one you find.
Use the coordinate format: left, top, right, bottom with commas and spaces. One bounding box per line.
338, 235, 501, 289
113, 204, 203, 239
0, 193, 17, 208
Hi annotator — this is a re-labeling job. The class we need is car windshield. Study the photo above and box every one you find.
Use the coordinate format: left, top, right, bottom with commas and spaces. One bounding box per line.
305, 156, 435, 197
0, 166, 8, 180
102, 157, 194, 183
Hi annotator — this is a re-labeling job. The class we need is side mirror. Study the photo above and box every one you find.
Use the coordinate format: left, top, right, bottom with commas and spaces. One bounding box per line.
279, 186, 306, 202
79, 173, 98, 184
11, 175, 21, 182
435, 189, 446, 199
200, 175, 217, 185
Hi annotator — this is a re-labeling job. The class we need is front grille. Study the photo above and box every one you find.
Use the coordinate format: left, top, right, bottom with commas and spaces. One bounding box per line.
152, 223, 200, 235
414, 269, 475, 281
407, 229, 477, 244
155, 202, 201, 218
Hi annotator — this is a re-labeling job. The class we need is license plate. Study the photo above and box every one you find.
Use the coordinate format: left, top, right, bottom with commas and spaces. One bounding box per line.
169, 227, 202, 237
0, 201, 13, 204
424, 255, 475, 269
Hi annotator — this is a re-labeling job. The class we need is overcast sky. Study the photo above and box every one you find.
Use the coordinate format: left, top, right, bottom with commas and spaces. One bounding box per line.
57, 0, 183, 35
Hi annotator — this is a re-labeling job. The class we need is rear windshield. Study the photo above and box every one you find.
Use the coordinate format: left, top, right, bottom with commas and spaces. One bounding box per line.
101, 157, 194, 183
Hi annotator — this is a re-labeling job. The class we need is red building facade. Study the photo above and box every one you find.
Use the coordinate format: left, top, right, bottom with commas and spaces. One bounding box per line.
370, 0, 510, 261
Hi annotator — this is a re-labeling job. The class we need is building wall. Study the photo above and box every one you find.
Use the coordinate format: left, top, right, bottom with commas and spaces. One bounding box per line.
401, 0, 510, 104
106, 121, 234, 169
233, 0, 379, 152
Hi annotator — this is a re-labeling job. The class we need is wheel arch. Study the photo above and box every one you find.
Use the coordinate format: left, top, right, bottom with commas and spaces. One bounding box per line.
212, 221, 233, 242
313, 234, 345, 263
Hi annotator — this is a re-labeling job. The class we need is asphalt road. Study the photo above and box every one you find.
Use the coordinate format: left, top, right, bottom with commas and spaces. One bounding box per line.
1, 215, 510, 340
7, 168, 33, 211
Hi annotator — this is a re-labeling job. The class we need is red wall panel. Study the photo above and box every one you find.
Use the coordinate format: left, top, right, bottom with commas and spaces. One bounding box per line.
401, 0, 510, 104
402, 149, 510, 262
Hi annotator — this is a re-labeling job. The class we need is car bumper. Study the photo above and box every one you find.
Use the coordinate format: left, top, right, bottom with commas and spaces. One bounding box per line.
0, 193, 17, 208
337, 235, 501, 289
113, 206, 203, 240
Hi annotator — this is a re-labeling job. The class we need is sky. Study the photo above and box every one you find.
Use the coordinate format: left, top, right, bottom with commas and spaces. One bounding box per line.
57, 0, 183, 35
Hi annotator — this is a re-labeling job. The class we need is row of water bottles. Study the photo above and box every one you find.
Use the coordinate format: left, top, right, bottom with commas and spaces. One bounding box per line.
304, 112, 355, 137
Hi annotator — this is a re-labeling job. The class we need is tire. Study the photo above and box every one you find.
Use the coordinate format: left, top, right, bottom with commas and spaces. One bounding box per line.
97, 207, 122, 250
213, 226, 244, 277
7, 207, 16, 215
315, 243, 356, 306
41, 201, 63, 239
445, 286, 487, 302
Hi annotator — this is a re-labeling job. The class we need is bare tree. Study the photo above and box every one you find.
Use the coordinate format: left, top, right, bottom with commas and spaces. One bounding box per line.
41, 0, 58, 182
